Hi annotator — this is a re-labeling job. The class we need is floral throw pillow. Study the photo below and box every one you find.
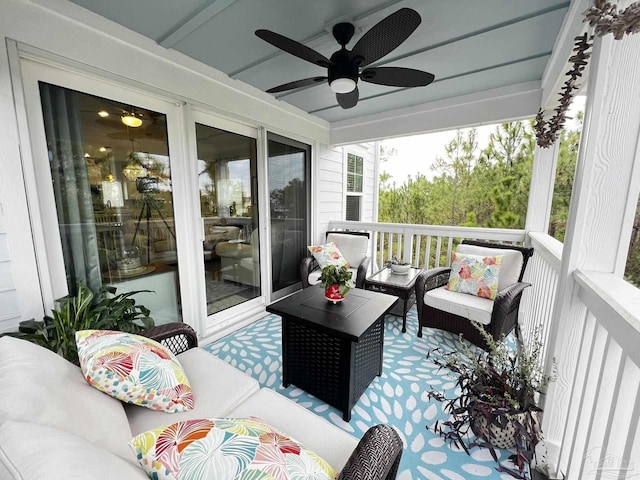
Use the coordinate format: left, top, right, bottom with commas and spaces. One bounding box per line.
308, 242, 350, 268
76, 330, 194, 413
129, 417, 337, 480
446, 251, 503, 300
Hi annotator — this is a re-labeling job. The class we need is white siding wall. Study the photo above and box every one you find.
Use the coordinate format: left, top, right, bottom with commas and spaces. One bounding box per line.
0, 206, 20, 333
315, 144, 344, 242
315, 143, 376, 243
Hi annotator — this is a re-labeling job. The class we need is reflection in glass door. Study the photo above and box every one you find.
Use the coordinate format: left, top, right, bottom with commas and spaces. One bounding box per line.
38, 82, 181, 324
195, 124, 260, 315
268, 134, 310, 298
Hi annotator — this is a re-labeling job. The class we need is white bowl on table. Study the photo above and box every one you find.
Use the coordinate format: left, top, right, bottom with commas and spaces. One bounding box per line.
390, 263, 411, 275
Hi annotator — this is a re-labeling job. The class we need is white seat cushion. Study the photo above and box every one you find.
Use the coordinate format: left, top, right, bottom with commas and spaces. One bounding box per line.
0, 420, 148, 480
326, 233, 368, 267
308, 267, 359, 285
456, 243, 523, 291
125, 348, 260, 436
226, 388, 358, 472
425, 286, 494, 325
0, 336, 135, 463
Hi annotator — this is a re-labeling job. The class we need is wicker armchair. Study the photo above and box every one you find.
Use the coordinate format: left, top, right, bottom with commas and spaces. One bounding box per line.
301, 231, 371, 289
141, 322, 404, 480
415, 240, 534, 350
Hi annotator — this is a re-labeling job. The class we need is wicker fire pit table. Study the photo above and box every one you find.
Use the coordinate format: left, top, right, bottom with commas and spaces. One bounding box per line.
267, 287, 396, 421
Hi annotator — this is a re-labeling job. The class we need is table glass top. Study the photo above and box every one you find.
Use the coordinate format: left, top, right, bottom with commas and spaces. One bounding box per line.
367, 267, 422, 287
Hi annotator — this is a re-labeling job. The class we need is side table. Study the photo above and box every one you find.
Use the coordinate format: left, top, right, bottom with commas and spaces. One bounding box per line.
365, 267, 422, 333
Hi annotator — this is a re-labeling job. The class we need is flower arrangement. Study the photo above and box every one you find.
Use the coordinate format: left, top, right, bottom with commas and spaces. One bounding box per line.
425, 323, 552, 479
318, 264, 354, 298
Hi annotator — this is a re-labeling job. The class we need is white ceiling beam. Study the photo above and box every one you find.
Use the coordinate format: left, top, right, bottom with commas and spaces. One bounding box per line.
329, 81, 541, 145
540, 0, 590, 108
158, 0, 241, 48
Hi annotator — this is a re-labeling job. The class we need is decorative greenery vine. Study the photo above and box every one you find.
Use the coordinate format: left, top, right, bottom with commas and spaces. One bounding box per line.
534, 0, 640, 148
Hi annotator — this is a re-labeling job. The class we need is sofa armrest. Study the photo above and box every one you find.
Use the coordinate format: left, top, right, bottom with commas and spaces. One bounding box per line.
337, 424, 403, 480
140, 323, 198, 355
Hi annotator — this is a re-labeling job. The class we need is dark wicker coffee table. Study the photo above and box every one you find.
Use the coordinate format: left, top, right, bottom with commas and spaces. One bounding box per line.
365, 267, 422, 333
266, 287, 397, 421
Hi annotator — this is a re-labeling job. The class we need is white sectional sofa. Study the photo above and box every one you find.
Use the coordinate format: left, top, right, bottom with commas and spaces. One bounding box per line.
0, 323, 403, 480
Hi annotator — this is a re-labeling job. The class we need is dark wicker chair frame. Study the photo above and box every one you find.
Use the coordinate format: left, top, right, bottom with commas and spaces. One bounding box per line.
300, 231, 372, 289
415, 240, 534, 350
141, 322, 404, 480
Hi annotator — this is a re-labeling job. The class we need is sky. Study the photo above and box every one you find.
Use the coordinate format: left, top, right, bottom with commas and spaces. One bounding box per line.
379, 95, 586, 186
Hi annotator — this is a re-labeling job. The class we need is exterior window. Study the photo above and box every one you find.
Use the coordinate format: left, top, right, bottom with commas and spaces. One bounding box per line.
346, 153, 363, 221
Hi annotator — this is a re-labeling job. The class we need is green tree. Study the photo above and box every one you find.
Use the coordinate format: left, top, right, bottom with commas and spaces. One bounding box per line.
431, 129, 478, 225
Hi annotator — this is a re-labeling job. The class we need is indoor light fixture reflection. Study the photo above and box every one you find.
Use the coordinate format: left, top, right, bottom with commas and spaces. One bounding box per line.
121, 111, 143, 128
97, 110, 109, 118
330, 77, 356, 94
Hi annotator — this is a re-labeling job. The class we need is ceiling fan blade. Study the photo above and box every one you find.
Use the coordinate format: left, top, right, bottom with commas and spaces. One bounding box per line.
336, 88, 359, 109
266, 77, 327, 93
350, 8, 421, 67
360, 67, 435, 87
256, 30, 332, 67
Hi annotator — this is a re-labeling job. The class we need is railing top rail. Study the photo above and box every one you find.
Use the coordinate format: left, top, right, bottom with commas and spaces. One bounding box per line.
328, 220, 526, 243
528, 232, 563, 271
574, 269, 640, 365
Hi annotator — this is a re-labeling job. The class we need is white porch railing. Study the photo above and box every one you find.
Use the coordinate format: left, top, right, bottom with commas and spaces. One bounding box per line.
328, 220, 526, 270
554, 271, 640, 478
519, 232, 563, 370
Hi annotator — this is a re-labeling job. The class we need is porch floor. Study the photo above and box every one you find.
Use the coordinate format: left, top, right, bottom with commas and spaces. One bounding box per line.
204, 304, 524, 480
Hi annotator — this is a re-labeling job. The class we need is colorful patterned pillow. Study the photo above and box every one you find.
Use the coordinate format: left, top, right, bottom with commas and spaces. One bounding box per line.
76, 330, 194, 413
446, 251, 503, 300
129, 417, 337, 480
307, 242, 350, 268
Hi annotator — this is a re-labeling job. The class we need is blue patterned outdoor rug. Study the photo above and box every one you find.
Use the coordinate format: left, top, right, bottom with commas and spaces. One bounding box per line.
204, 306, 517, 480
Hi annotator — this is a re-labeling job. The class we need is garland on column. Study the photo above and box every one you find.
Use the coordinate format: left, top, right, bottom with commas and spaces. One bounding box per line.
534, 0, 640, 148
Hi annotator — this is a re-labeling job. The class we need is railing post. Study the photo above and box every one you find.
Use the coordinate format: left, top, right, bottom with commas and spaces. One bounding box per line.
403, 226, 413, 265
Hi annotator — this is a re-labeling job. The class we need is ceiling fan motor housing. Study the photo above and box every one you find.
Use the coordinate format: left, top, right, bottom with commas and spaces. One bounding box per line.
328, 49, 359, 86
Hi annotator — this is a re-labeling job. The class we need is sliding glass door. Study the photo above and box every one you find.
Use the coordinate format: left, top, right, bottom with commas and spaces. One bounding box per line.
268, 133, 310, 299
36, 82, 181, 324
195, 121, 260, 315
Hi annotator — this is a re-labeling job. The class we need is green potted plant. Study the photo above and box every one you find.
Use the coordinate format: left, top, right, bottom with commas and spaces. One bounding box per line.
4, 283, 154, 365
425, 323, 551, 479
318, 264, 354, 303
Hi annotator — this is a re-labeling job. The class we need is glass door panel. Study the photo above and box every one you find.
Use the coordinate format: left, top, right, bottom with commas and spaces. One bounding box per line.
195, 123, 260, 315
268, 134, 310, 298
38, 82, 180, 324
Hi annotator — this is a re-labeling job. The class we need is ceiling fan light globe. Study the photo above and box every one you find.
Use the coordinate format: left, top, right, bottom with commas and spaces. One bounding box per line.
330, 78, 356, 94
121, 114, 143, 128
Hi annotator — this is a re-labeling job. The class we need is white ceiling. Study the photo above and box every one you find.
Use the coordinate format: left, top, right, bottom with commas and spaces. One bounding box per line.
67, 0, 570, 126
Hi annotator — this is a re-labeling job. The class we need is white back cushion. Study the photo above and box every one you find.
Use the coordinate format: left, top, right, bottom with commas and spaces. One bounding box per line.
125, 348, 260, 436
0, 336, 135, 463
227, 388, 358, 472
456, 243, 524, 291
326, 233, 368, 267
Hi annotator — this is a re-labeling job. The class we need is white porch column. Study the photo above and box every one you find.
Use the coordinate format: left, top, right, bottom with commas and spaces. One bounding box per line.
542, 27, 640, 476
525, 142, 560, 234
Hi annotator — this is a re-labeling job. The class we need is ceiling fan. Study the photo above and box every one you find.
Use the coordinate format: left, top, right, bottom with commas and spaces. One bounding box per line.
255, 8, 435, 109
